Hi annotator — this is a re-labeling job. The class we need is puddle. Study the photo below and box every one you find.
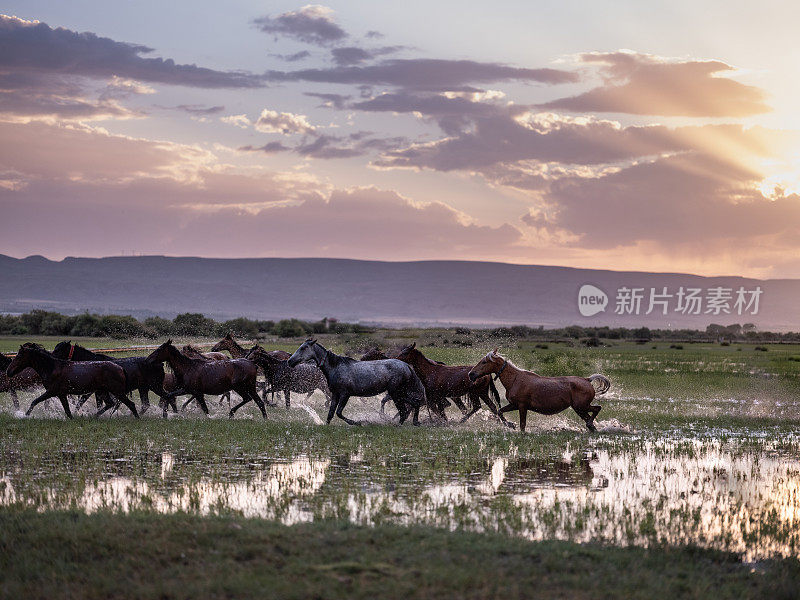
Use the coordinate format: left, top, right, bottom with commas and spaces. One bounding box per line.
1, 438, 798, 561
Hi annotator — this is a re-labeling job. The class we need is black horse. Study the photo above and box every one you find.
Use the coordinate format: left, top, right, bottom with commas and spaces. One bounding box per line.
245, 346, 331, 407
6, 344, 138, 418
146, 340, 265, 419
52, 341, 175, 416
288, 339, 426, 426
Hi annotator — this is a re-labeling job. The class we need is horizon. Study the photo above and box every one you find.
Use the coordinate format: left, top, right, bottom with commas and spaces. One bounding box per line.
2, 2, 800, 278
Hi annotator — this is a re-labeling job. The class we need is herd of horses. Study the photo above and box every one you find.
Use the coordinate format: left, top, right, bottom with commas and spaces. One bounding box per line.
1, 333, 611, 432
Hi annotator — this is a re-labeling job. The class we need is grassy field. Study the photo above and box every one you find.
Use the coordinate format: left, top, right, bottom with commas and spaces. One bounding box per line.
2, 511, 797, 600
2, 332, 800, 598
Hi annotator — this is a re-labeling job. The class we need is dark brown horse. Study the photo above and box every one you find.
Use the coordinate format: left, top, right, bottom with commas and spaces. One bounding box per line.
52, 341, 174, 415
146, 340, 265, 418
468, 350, 611, 432
396, 343, 514, 428
181, 345, 232, 407
0, 352, 41, 410
245, 346, 331, 407
6, 344, 138, 418
210, 334, 290, 403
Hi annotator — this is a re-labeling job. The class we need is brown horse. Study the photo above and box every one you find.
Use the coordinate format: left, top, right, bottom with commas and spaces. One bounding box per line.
0, 352, 41, 410
6, 344, 138, 419
211, 333, 291, 360
147, 340, 265, 418
181, 345, 233, 408
396, 343, 514, 428
468, 350, 611, 432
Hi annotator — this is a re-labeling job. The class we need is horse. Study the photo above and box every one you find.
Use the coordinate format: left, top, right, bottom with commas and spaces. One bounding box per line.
181, 345, 232, 407
467, 349, 611, 432
361, 346, 470, 418
6, 344, 138, 419
52, 341, 174, 415
210, 333, 293, 404
288, 339, 426, 426
146, 340, 265, 418
396, 343, 515, 428
0, 352, 41, 410
245, 346, 331, 407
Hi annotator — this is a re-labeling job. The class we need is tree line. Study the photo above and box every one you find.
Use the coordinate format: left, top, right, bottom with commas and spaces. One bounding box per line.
0, 311, 369, 339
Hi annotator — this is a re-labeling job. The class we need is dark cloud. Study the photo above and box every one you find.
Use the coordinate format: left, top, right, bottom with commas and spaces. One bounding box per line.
270, 50, 312, 62
266, 58, 578, 90
238, 141, 291, 154
330, 45, 405, 66
239, 130, 407, 159
0, 14, 264, 89
365, 30, 383, 39
541, 52, 769, 117
252, 5, 347, 46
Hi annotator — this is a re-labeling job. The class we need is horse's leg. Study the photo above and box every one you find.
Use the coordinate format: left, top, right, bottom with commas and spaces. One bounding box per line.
75, 393, 93, 411
25, 390, 55, 416
94, 391, 113, 417
326, 392, 341, 424
114, 394, 139, 419
284, 388, 291, 409
518, 408, 528, 432
180, 396, 195, 412
412, 404, 420, 426
228, 394, 251, 418
10, 389, 19, 410
575, 405, 600, 432
477, 391, 516, 429
58, 395, 73, 419
195, 394, 209, 416
242, 383, 267, 419
459, 392, 482, 424
138, 388, 150, 415
335, 395, 360, 425
588, 405, 601, 430
452, 396, 469, 415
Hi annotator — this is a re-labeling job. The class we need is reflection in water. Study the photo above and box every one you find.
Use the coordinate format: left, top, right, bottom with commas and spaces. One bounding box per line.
1, 441, 798, 561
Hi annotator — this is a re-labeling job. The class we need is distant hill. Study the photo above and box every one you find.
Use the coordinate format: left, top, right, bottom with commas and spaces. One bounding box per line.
1, 255, 797, 330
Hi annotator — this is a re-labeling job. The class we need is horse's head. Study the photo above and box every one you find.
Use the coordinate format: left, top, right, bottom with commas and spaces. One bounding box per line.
7, 345, 37, 377
51, 340, 72, 360
468, 348, 504, 382
146, 339, 174, 364
396, 342, 418, 363
244, 345, 261, 360
288, 338, 319, 367
209, 340, 226, 353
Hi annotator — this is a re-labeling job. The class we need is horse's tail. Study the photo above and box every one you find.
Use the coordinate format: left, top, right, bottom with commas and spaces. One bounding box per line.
588, 374, 611, 395
488, 377, 502, 406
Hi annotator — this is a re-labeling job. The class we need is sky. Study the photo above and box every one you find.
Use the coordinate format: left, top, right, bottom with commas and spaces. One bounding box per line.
1, 1, 800, 278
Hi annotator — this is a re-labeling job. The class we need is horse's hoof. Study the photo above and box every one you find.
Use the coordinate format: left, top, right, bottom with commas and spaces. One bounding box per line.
228, 411, 235, 419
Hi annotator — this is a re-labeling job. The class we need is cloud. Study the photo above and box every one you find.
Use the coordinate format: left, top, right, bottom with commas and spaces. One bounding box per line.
541, 51, 770, 117
523, 152, 800, 249
0, 120, 213, 184
169, 104, 225, 115
221, 114, 251, 129
266, 58, 578, 90
304, 92, 351, 109
0, 14, 263, 89
240, 131, 407, 159
330, 45, 405, 66
254, 109, 316, 135
252, 5, 347, 46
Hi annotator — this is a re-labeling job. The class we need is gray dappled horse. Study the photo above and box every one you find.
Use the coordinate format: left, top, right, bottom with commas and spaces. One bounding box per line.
288, 339, 426, 426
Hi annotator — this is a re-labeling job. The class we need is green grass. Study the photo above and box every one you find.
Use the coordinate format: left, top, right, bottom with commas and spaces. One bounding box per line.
1, 510, 798, 600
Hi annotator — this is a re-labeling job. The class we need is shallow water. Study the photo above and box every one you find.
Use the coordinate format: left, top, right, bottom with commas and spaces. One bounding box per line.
1, 422, 798, 562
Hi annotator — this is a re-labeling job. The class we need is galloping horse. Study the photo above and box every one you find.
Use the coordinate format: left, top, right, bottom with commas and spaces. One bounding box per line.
181, 345, 232, 407
147, 340, 265, 418
288, 339, 426, 426
245, 346, 331, 407
52, 341, 173, 415
396, 343, 514, 428
0, 352, 40, 410
468, 350, 611, 432
210, 334, 291, 403
7, 344, 138, 418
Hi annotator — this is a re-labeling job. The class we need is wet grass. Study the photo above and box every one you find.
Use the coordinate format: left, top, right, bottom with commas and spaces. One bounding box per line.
1, 510, 798, 600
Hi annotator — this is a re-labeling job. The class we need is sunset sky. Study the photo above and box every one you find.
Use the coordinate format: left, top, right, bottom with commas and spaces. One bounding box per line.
1, 1, 799, 277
